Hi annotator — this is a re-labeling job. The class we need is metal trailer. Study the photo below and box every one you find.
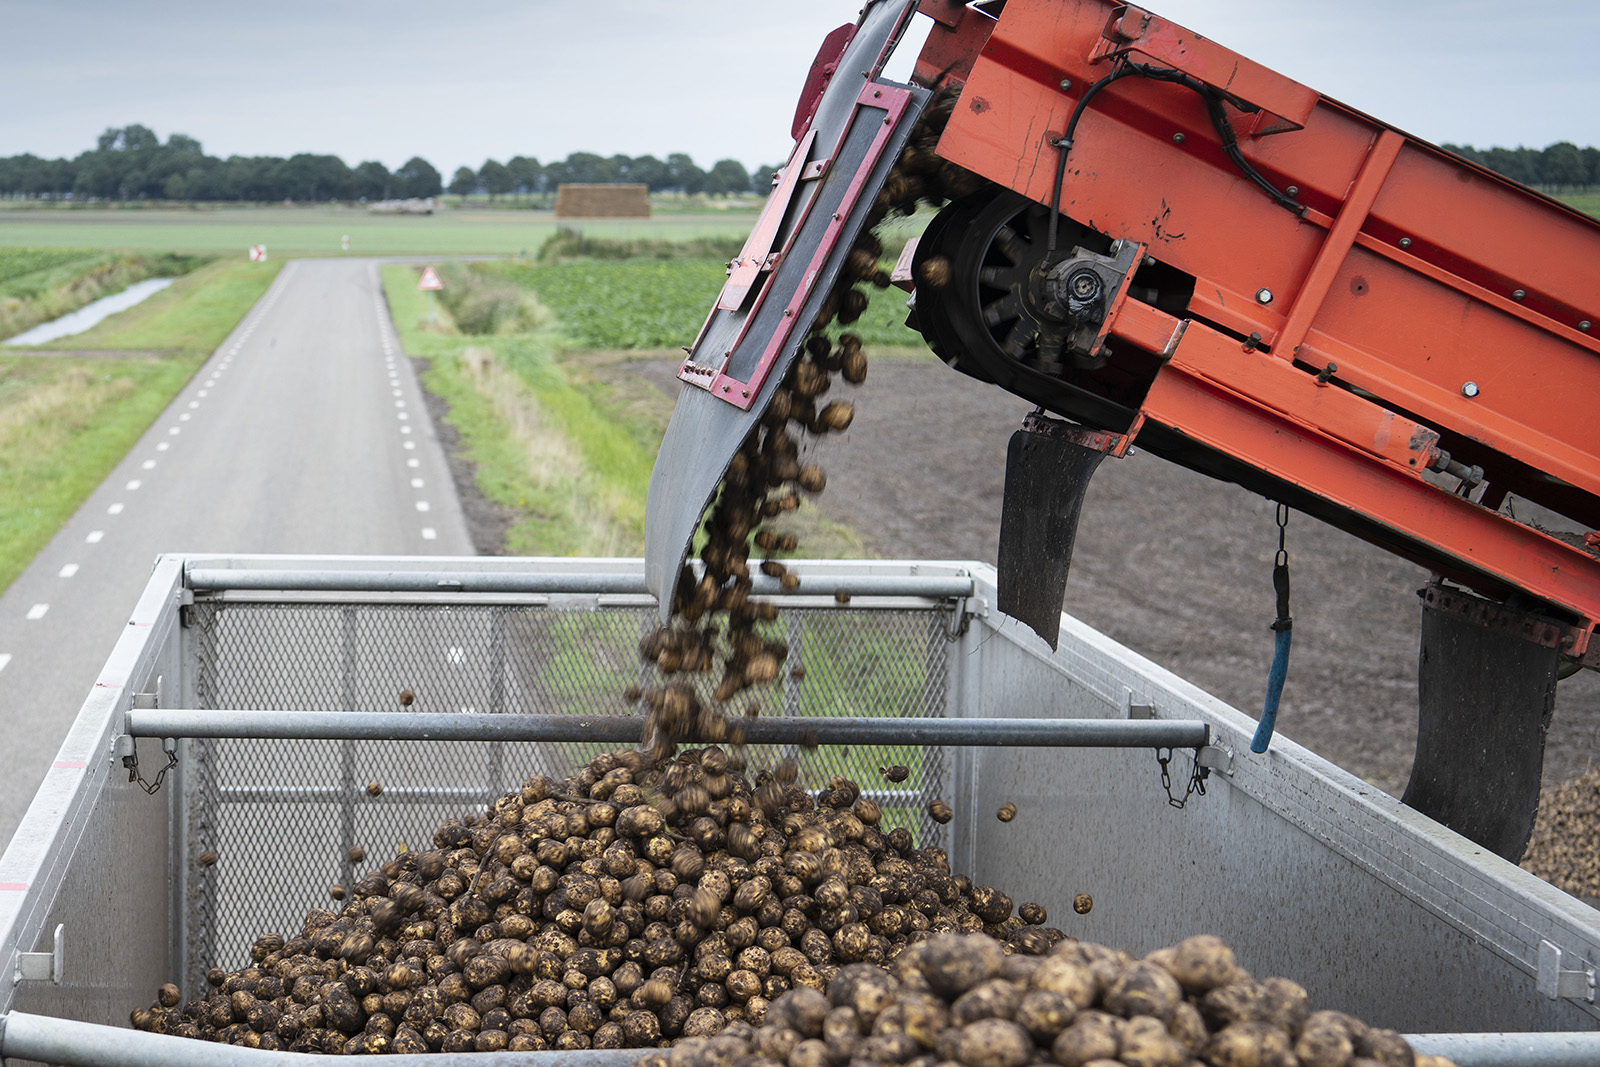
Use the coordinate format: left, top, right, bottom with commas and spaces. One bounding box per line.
2, 554, 1599, 1067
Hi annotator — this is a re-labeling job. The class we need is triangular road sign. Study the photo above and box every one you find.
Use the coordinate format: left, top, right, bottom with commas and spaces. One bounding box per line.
417, 265, 444, 291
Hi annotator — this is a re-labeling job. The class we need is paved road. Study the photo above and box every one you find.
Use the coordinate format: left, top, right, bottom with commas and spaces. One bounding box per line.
0, 258, 473, 846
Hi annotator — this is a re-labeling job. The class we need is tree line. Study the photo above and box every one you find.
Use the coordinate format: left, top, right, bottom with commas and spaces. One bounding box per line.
3, 124, 1597, 203
0, 126, 776, 203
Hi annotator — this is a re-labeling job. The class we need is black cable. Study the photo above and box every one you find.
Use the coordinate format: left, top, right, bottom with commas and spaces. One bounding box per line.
1048, 60, 1135, 253
1045, 56, 1306, 250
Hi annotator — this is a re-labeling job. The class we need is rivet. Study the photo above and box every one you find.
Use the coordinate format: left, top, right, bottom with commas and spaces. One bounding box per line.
1581, 321, 1592, 331
1285, 185, 1298, 197
1059, 78, 1072, 91
742, 390, 750, 398
1398, 237, 1412, 249
1461, 381, 1479, 398
1172, 133, 1185, 145
723, 384, 731, 393
783, 308, 793, 317
873, 89, 881, 98
1512, 289, 1526, 301
1255, 288, 1273, 305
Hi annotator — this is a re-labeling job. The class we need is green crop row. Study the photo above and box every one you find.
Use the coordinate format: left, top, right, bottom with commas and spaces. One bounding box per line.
0, 247, 104, 290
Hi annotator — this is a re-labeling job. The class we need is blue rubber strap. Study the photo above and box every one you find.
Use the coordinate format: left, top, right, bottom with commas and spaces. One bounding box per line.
1251, 626, 1292, 753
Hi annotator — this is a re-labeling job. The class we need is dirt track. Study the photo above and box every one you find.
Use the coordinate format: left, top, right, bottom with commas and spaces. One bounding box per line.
613, 352, 1600, 798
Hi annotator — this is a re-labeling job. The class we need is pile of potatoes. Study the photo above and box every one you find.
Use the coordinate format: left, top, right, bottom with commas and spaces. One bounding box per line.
1521, 767, 1600, 901
130, 749, 1059, 1053
634, 931, 1458, 1067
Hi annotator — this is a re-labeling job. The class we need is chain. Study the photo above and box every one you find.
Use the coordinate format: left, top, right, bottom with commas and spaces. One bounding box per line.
124, 742, 178, 795
1155, 747, 1209, 809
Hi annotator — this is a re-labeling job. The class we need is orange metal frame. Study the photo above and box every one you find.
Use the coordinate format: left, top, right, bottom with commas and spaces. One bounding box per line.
921, 0, 1600, 660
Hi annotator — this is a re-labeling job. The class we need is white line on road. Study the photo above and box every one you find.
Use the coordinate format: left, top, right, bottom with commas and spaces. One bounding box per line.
125, 480, 141, 490
86, 531, 103, 543
157, 442, 170, 452
404, 441, 416, 450
416, 501, 431, 512
422, 528, 437, 540
401, 426, 412, 434
188, 401, 200, 409
58, 564, 79, 578
179, 413, 191, 422
406, 458, 420, 468
398, 412, 409, 420
25, 604, 48, 621
142, 460, 156, 470
0, 654, 10, 674
168, 427, 181, 436
410, 478, 424, 488
107, 503, 124, 515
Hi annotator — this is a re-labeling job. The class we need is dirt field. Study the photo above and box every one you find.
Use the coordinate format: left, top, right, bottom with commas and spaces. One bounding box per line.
606, 351, 1600, 799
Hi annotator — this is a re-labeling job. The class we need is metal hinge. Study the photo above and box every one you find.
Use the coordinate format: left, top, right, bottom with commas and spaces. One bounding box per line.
1538, 939, 1597, 1002
1196, 743, 1235, 777
14, 923, 64, 985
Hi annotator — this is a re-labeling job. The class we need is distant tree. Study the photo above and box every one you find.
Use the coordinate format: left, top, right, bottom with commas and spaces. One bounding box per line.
752, 163, 784, 189
560, 152, 620, 184
705, 158, 751, 195
449, 166, 478, 196
1584, 147, 1600, 190
1483, 147, 1536, 186
507, 155, 542, 197
479, 158, 513, 199
353, 160, 392, 201
1542, 142, 1587, 191
627, 154, 669, 192
665, 152, 705, 194
395, 157, 442, 198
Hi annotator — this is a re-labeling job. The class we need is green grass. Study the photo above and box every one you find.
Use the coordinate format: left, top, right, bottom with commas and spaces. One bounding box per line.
1558, 192, 1600, 218
0, 256, 281, 594
0, 205, 759, 258
0, 354, 204, 590
382, 265, 657, 556
53, 258, 282, 355
0, 247, 105, 289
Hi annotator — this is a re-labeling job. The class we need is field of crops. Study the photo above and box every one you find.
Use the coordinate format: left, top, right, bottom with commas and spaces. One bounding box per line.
0, 205, 760, 257
501, 258, 924, 351
0, 247, 104, 290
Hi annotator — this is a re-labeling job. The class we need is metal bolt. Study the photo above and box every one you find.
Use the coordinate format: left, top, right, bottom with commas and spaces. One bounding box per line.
873, 89, 881, 98
1172, 133, 1185, 145
1285, 186, 1298, 197
1398, 237, 1412, 249
1512, 289, 1526, 301
1059, 78, 1072, 92
1581, 321, 1592, 331
1255, 288, 1273, 305
1461, 381, 1480, 398
723, 384, 731, 393
783, 308, 793, 317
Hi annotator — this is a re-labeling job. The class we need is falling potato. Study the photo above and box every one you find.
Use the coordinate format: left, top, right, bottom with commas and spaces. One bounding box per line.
366, 781, 383, 797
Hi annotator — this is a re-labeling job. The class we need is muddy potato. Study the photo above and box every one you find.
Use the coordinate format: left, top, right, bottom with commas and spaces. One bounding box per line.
1102, 961, 1182, 1023
1013, 989, 1074, 1041
950, 979, 1019, 1025
1355, 1028, 1416, 1067
918, 932, 1003, 998
1295, 1011, 1356, 1067
949, 1018, 1032, 1067
1052, 1011, 1122, 1067
1207, 1021, 1297, 1067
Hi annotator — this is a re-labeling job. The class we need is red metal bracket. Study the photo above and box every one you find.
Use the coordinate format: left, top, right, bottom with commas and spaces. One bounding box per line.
793, 24, 855, 142
717, 130, 818, 312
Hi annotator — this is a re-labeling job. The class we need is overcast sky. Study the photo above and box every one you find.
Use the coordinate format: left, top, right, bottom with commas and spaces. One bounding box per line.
4, 0, 1596, 174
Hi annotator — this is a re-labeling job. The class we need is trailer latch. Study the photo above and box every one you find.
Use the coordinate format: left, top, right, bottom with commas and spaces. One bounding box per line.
13, 924, 63, 985
1537, 939, 1596, 1002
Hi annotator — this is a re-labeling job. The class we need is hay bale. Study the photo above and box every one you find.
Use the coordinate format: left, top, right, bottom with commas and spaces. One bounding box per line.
553, 183, 650, 218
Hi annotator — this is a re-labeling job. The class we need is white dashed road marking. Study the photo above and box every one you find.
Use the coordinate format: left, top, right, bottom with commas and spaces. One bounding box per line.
422, 528, 437, 541
107, 503, 124, 515
0, 654, 10, 674
58, 564, 79, 578
142, 460, 156, 470
410, 478, 424, 489
25, 604, 49, 621
86, 531, 104, 543
126, 480, 141, 490
416, 501, 431, 512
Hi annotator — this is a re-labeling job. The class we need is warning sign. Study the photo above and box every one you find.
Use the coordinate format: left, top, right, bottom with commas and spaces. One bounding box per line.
417, 266, 444, 291
248, 245, 267, 262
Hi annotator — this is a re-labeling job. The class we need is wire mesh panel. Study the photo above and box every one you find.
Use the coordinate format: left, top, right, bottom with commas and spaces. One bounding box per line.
181, 598, 951, 991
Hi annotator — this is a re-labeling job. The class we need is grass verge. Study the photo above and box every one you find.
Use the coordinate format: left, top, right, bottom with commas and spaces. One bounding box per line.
50, 258, 282, 355
0, 249, 205, 342
0, 355, 202, 590
0, 257, 280, 594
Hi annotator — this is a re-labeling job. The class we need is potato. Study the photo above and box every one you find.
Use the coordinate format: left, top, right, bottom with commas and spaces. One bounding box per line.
918, 933, 1003, 998
1102, 961, 1183, 1023
1167, 1001, 1208, 1055
1206, 1021, 1297, 1067
951, 979, 1020, 1024
1117, 1015, 1186, 1067
1029, 955, 1098, 1009
1355, 1028, 1416, 1067
1052, 1011, 1121, 1067
1295, 1011, 1355, 1067
952, 1019, 1032, 1067
1157, 934, 1246, 994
